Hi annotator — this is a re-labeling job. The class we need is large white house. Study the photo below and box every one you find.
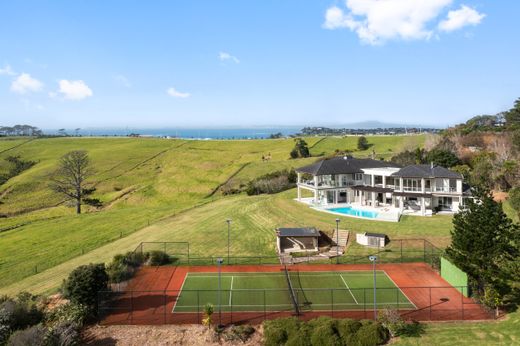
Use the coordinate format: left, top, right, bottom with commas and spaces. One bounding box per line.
296, 156, 469, 218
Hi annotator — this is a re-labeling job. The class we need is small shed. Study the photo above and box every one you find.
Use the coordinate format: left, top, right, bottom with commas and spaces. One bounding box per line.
276, 227, 320, 254
356, 232, 388, 248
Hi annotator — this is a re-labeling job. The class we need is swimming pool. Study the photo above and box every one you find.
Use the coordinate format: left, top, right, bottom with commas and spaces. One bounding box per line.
326, 206, 379, 219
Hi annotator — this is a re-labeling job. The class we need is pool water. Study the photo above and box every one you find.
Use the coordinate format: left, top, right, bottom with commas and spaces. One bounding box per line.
327, 207, 379, 219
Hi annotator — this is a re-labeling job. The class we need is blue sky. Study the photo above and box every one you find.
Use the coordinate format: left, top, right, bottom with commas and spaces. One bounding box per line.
1, 1, 519, 128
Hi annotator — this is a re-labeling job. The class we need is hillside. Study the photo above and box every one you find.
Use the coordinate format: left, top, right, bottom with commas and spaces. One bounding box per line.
0, 135, 425, 290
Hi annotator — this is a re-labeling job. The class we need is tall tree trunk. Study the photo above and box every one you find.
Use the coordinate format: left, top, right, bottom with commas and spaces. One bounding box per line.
76, 198, 81, 214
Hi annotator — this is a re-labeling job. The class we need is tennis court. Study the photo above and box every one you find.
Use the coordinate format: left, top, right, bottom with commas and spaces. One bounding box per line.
173, 270, 416, 313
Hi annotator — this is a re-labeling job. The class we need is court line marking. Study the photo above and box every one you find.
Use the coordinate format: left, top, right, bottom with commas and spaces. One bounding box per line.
171, 272, 189, 313
339, 274, 359, 305
174, 302, 415, 308
229, 276, 234, 306
381, 270, 418, 309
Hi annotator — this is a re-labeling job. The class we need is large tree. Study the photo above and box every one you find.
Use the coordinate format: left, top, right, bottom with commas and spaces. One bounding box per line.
446, 190, 519, 301
50, 150, 94, 214
505, 98, 520, 129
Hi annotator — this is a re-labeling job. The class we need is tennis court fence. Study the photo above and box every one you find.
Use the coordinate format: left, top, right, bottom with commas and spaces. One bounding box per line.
98, 285, 495, 325
129, 238, 442, 268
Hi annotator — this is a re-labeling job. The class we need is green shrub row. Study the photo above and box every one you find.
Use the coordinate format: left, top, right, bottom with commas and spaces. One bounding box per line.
263, 316, 389, 346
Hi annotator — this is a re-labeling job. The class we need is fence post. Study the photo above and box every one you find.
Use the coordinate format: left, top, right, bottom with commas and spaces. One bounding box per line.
197, 291, 200, 324
461, 286, 464, 320
130, 291, 133, 324
164, 290, 167, 324
264, 290, 266, 321
429, 287, 432, 320
423, 240, 426, 263
396, 288, 399, 312
400, 240, 403, 263
363, 288, 366, 319
331, 289, 334, 318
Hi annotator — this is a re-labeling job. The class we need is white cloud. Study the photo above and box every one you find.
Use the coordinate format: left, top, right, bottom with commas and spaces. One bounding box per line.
57, 80, 93, 100
10, 73, 43, 94
323, 0, 484, 45
114, 74, 132, 87
167, 87, 191, 98
438, 5, 485, 32
0, 64, 16, 76
219, 52, 240, 64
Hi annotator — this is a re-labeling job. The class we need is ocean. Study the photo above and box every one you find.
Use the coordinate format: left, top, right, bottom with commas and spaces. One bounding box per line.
44, 127, 302, 140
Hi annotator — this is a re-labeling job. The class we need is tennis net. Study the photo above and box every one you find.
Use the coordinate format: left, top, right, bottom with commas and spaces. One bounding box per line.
283, 265, 300, 315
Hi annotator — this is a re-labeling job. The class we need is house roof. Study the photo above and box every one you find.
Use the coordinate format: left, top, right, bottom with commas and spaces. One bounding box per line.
296, 156, 400, 176
391, 164, 462, 179
277, 227, 320, 237
365, 232, 387, 238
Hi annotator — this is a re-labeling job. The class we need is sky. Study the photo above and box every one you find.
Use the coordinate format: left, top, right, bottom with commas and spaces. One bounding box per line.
1, 0, 519, 128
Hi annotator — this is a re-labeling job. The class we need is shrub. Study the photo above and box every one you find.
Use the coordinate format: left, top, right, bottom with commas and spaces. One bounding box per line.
357, 136, 369, 150
246, 169, 297, 196
46, 321, 81, 346
285, 322, 312, 346
0, 294, 43, 331
7, 325, 46, 346
263, 317, 300, 346
106, 260, 133, 283
148, 251, 171, 266
0, 324, 11, 346
221, 325, 255, 342
309, 317, 341, 346
62, 264, 108, 311
355, 320, 390, 346
377, 308, 406, 336
202, 303, 214, 328
45, 303, 89, 328
337, 319, 362, 343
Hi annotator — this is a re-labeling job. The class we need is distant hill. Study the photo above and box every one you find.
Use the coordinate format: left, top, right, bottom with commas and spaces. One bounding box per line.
336, 121, 441, 129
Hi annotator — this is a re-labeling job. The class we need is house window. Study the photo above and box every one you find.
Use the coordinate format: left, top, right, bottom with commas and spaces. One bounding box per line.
355, 173, 363, 181
403, 178, 420, 191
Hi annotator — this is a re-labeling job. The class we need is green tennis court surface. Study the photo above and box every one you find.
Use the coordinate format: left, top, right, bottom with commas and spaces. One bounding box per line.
173, 271, 416, 312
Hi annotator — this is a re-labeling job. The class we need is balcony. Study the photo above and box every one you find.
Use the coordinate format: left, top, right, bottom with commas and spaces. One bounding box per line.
433, 186, 458, 193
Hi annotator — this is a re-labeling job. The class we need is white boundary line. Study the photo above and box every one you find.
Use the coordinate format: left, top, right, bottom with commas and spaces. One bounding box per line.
174, 302, 415, 308
229, 276, 234, 306
339, 274, 359, 305
171, 272, 189, 313
381, 270, 418, 309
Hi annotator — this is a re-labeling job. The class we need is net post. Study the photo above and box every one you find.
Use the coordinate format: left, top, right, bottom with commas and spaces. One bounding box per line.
230, 289, 233, 325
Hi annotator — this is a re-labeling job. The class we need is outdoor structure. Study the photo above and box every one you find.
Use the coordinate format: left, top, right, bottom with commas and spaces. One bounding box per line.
296, 156, 469, 218
356, 232, 387, 248
276, 227, 320, 254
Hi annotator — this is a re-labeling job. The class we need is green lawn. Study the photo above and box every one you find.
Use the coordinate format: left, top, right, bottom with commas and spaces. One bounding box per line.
174, 271, 413, 312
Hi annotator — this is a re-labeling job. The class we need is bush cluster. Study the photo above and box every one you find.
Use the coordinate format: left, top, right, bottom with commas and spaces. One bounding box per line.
263, 317, 389, 346
0, 292, 87, 346
62, 263, 108, 310
106, 251, 147, 283
246, 169, 297, 196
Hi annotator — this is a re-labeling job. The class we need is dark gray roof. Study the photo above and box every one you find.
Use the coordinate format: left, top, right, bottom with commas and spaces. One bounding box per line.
392, 164, 462, 179
296, 156, 400, 176
365, 232, 387, 238
277, 227, 320, 237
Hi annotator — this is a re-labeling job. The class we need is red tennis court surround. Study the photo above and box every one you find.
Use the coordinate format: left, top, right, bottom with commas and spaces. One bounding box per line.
99, 262, 493, 325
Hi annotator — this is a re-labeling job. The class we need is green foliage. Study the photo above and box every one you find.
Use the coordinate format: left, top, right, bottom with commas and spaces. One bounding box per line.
390, 150, 417, 166
505, 98, 520, 129
451, 164, 471, 183
246, 169, 297, 196
62, 264, 108, 311
263, 317, 389, 346
6, 325, 46, 346
44, 303, 89, 328
508, 187, 520, 218
357, 136, 369, 150
446, 191, 520, 304
0, 324, 10, 346
147, 251, 172, 266
469, 152, 495, 189
105, 252, 144, 283
0, 293, 43, 332
425, 149, 461, 168
0, 156, 36, 186
291, 138, 310, 158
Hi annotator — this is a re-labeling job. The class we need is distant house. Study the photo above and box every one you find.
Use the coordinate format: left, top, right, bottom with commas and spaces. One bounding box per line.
295, 156, 470, 218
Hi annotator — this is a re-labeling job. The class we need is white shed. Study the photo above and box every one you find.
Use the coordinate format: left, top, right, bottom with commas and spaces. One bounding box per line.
356, 232, 387, 248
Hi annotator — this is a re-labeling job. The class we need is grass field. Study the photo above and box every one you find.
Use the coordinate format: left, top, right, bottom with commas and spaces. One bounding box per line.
0, 135, 426, 289
174, 271, 414, 313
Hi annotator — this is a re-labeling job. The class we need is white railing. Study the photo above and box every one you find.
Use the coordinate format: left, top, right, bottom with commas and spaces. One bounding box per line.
433, 187, 458, 193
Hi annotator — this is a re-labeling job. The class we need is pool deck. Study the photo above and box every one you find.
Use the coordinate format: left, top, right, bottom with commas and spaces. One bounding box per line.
296, 198, 400, 222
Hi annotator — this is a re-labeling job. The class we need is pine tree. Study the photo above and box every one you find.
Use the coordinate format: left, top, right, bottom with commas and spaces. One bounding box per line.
446, 189, 519, 299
